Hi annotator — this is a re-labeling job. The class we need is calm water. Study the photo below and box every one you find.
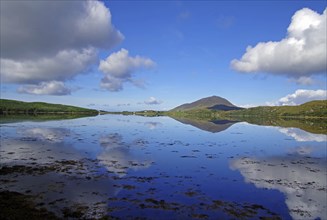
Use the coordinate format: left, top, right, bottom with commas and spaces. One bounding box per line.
0, 115, 326, 219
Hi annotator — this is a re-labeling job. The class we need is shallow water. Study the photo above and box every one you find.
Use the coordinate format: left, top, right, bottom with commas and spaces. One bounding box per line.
0, 114, 326, 219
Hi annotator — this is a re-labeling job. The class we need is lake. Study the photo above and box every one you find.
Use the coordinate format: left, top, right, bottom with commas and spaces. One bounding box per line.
0, 114, 326, 219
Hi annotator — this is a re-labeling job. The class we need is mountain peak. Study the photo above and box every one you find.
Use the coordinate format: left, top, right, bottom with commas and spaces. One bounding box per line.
171, 96, 242, 111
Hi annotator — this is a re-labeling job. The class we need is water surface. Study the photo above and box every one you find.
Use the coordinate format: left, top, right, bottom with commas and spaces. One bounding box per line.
0, 115, 326, 219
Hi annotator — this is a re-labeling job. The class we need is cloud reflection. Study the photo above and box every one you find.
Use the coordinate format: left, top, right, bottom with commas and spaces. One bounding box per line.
0, 127, 120, 218
1, 127, 80, 164
17, 127, 70, 143
288, 146, 314, 156
230, 156, 327, 220
144, 121, 162, 130
279, 128, 327, 142
98, 133, 152, 177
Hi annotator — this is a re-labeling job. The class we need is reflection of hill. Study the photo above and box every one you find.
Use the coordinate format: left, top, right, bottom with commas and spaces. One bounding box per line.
0, 114, 96, 124
171, 117, 238, 133
230, 155, 327, 220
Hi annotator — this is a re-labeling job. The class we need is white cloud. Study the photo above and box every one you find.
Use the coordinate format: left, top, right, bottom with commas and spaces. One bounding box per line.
99, 49, 155, 91
144, 97, 162, 105
18, 81, 72, 96
0, 1, 123, 60
1, 48, 97, 84
231, 8, 326, 80
292, 76, 315, 85
238, 104, 257, 108
272, 89, 327, 106
0, 0, 123, 95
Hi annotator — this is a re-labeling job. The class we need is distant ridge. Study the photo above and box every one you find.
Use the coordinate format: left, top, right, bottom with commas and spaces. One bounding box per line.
171, 96, 242, 111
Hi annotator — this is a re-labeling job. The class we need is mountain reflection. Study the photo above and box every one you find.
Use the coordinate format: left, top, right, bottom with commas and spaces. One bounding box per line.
98, 133, 152, 177
230, 155, 327, 220
279, 127, 327, 142
171, 117, 238, 133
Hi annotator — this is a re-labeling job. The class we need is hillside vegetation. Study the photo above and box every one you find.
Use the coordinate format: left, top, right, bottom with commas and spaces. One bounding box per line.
0, 99, 98, 115
169, 98, 327, 119
224, 100, 327, 118
172, 96, 242, 111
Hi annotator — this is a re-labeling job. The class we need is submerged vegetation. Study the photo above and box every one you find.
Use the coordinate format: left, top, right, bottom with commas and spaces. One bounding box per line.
0, 99, 98, 115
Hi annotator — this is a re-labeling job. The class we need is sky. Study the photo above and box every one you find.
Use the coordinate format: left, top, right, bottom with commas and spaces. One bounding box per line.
0, 0, 326, 111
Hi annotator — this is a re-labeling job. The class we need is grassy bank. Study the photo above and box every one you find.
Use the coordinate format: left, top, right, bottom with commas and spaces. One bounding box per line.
224, 100, 327, 119
0, 99, 98, 115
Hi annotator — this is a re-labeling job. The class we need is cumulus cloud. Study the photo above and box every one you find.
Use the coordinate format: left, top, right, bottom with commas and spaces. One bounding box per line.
99, 49, 155, 91
1, 48, 97, 84
292, 76, 315, 85
231, 8, 326, 81
0, 1, 123, 60
269, 89, 327, 106
144, 97, 162, 105
0, 0, 123, 95
18, 81, 72, 96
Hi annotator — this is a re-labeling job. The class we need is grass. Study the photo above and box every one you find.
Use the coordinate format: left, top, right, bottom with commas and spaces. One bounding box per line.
0, 99, 98, 115
224, 100, 327, 118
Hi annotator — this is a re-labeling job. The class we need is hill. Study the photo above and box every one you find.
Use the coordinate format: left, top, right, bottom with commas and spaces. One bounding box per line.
225, 100, 327, 118
0, 99, 98, 115
171, 96, 242, 111
167, 99, 327, 134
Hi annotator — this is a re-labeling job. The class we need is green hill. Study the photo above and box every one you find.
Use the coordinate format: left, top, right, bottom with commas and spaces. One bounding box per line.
225, 100, 327, 118
0, 99, 98, 115
168, 99, 327, 134
172, 96, 242, 111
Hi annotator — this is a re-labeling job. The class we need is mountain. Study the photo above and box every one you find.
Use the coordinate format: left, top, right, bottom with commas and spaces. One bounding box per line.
171, 96, 242, 111
0, 99, 98, 115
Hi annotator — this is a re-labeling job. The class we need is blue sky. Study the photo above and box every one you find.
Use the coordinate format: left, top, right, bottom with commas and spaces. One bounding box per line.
1, 1, 326, 111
